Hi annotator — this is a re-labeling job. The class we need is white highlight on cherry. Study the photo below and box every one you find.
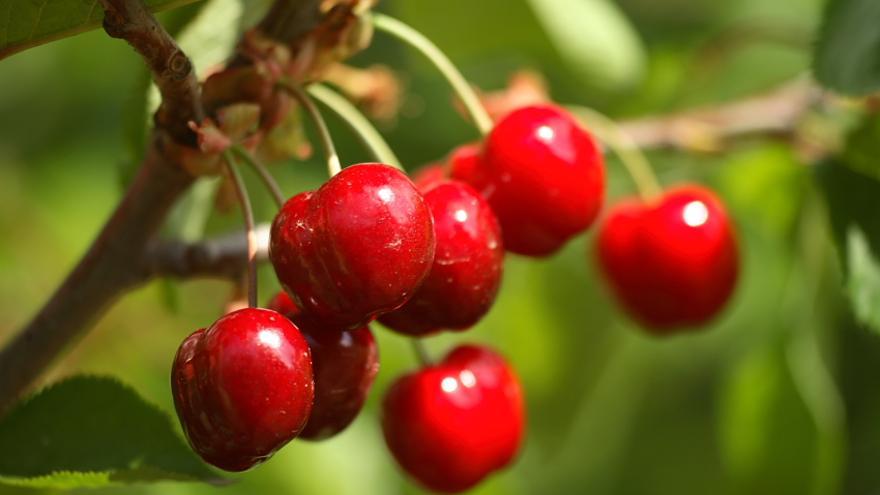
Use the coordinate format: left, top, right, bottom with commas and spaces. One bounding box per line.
536, 125, 555, 143
454, 209, 469, 223
377, 186, 395, 204
258, 329, 282, 349
441, 376, 459, 393
682, 200, 709, 227
459, 370, 476, 388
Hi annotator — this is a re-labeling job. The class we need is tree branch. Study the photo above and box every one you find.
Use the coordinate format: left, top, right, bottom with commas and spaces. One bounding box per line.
143, 224, 271, 280
618, 78, 821, 152
0, 0, 333, 414
99, 0, 204, 144
0, 136, 194, 412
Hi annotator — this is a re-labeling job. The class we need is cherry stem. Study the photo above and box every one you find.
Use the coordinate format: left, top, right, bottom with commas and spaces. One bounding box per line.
411, 339, 432, 366
221, 150, 258, 308
372, 13, 493, 137
568, 105, 663, 202
280, 81, 342, 177
231, 145, 286, 209
308, 84, 404, 169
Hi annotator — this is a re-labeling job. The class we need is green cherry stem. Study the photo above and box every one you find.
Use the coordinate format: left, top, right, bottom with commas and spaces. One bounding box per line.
280, 81, 342, 177
231, 145, 286, 209
568, 105, 663, 202
372, 13, 493, 136
222, 150, 258, 308
411, 339, 432, 367
307, 84, 403, 170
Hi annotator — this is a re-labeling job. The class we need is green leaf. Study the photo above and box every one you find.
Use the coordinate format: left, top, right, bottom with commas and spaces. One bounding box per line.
814, 160, 880, 333
842, 114, 880, 181
0, 0, 204, 60
814, 0, 880, 95
844, 227, 880, 331
0, 375, 221, 489
524, 0, 646, 92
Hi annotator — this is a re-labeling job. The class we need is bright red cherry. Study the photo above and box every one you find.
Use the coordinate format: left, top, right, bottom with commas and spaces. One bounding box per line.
596, 185, 739, 333
382, 345, 525, 493
270, 163, 436, 329
447, 142, 482, 185
267, 292, 380, 440
171, 308, 314, 471
411, 162, 448, 191
456, 105, 605, 257
379, 180, 504, 335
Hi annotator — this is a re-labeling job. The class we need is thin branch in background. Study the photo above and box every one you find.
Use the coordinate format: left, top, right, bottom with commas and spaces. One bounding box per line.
618, 78, 822, 152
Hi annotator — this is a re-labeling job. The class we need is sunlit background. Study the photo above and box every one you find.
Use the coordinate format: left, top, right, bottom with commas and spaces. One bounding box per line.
3, 0, 876, 494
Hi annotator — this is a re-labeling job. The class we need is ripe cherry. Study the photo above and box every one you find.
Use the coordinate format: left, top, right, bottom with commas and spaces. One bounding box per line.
455, 105, 605, 257
267, 292, 380, 440
270, 163, 436, 330
382, 345, 525, 493
596, 185, 739, 332
411, 143, 482, 191
379, 180, 504, 335
171, 308, 314, 471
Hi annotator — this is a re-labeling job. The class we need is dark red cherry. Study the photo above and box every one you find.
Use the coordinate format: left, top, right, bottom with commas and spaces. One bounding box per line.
382, 345, 525, 493
596, 185, 739, 333
171, 308, 314, 471
270, 163, 436, 329
457, 105, 605, 257
379, 180, 504, 335
267, 292, 380, 440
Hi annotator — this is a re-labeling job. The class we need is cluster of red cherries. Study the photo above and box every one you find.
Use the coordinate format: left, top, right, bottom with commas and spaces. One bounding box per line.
171, 104, 738, 492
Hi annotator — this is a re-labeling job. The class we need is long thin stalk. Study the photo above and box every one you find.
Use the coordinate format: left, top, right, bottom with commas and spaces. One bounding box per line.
372, 13, 493, 136
222, 151, 258, 308
308, 84, 403, 169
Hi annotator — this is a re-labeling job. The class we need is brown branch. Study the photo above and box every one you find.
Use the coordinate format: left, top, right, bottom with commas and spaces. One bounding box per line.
99, 0, 204, 144
618, 78, 821, 152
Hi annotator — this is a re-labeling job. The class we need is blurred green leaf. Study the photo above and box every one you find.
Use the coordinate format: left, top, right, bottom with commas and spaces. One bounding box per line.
844, 227, 880, 332
814, 0, 880, 95
525, 0, 646, 92
841, 114, 880, 181
815, 160, 880, 333
0, 0, 203, 60
0, 376, 220, 488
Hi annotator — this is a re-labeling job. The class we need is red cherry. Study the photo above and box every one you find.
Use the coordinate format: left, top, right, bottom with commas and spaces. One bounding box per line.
596, 185, 739, 332
447, 142, 482, 185
458, 105, 605, 257
266, 292, 380, 440
382, 345, 525, 493
171, 308, 314, 471
270, 163, 436, 329
379, 180, 504, 335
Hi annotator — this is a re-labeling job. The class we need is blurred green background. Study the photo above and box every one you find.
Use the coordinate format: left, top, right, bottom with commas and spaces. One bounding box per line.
2, 0, 878, 493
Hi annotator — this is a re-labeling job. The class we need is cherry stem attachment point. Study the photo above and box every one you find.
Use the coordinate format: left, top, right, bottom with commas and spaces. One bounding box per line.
221, 150, 258, 308
280, 81, 342, 177
411, 339, 432, 367
568, 105, 663, 202
372, 13, 493, 137
231, 146, 286, 209
308, 84, 403, 170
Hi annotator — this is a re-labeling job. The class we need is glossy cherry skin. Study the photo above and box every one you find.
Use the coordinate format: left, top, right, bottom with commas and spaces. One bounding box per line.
447, 142, 482, 185
382, 345, 525, 493
266, 292, 380, 440
379, 180, 504, 335
456, 105, 605, 257
171, 308, 314, 471
270, 163, 436, 329
596, 185, 739, 333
